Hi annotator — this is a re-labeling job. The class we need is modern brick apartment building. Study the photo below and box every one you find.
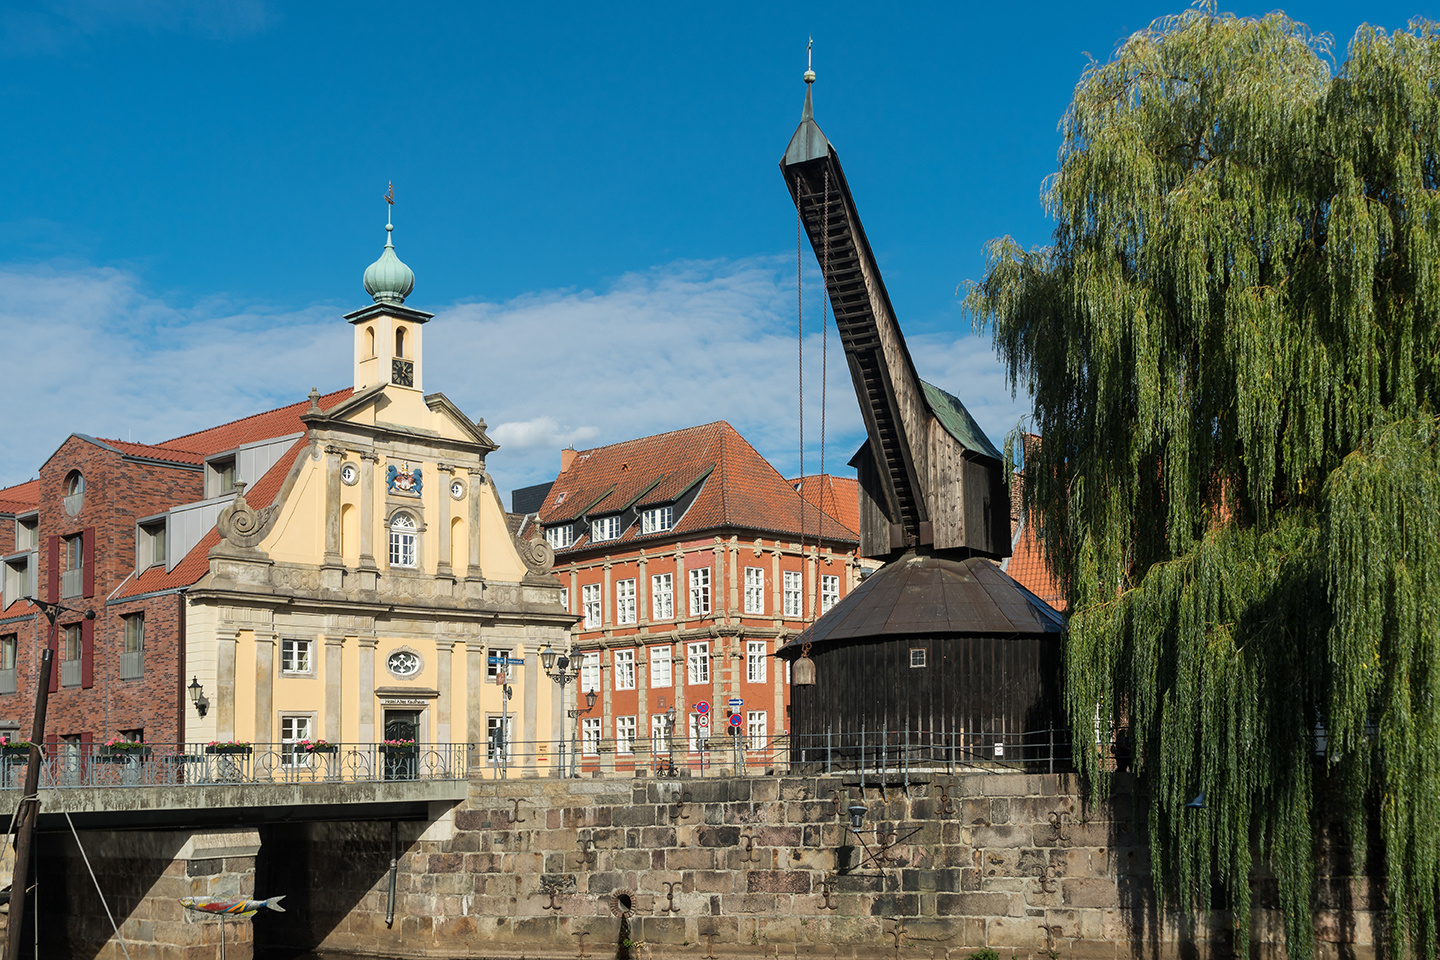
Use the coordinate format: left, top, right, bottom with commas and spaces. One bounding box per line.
515, 422, 863, 774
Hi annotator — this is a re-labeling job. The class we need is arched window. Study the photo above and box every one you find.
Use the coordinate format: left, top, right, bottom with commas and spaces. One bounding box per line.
366, 326, 376, 358
395, 326, 406, 358
63, 471, 84, 516
389, 513, 417, 569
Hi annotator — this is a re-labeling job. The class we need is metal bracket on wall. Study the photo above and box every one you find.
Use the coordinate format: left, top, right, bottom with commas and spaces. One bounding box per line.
705, 933, 719, 960
740, 833, 761, 864
820, 876, 839, 910
1048, 810, 1071, 842
580, 837, 597, 868
508, 798, 526, 823
831, 789, 845, 817
543, 889, 562, 911
662, 881, 680, 912
670, 790, 692, 821
937, 785, 956, 817
574, 931, 591, 958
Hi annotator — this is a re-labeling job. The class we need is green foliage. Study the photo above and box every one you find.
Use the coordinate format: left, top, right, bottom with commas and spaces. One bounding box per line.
967, 6, 1440, 957
969, 949, 1000, 960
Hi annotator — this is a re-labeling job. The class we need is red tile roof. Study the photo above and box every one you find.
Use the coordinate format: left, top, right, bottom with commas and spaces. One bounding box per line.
537, 422, 858, 551
1003, 467, 1065, 612
112, 436, 309, 599
94, 439, 207, 466
789, 475, 860, 539
0, 479, 39, 515
158, 388, 353, 455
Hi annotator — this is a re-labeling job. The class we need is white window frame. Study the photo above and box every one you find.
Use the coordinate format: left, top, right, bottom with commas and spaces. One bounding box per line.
651, 714, 669, 754
559, 587, 569, 612
591, 516, 621, 542
641, 505, 673, 534
580, 651, 601, 692
744, 566, 766, 615
389, 513, 418, 568
746, 640, 767, 683
747, 710, 768, 752
486, 714, 515, 762
280, 713, 316, 768
581, 717, 602, 755
487, 648, 512, 680
650, 573, 673, 621
615, 716, 637, 754
688, 713, 705, 751
687, 641, 709, 685
820, 574, 840, 614
614, 649, 636, 691
582, 583, 602, 629
783, 571, 803, 617
649, 645, 672, 688
616, 578, 637, 625
545, 524, 574, 549
281, 638, 313, 675
688, 567, 711, 617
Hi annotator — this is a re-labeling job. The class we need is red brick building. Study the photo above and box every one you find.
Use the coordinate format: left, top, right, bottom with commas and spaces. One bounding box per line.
0, 396, 353, 756
518, 421, 862, 774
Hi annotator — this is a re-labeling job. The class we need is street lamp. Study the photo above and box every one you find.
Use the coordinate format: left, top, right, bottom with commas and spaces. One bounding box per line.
662, 706, 677, 776
188, 676, 209, 719
540, 645, 588, 778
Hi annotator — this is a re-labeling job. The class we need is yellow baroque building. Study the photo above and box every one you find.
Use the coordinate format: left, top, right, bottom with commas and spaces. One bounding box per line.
176, 214, 572, 773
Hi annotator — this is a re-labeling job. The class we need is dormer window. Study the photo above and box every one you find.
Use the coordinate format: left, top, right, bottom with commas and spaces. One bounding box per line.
591, 516, 621, 543
545, 524, 574, 549
641, 506, 674, 534
207, 456, 237, 498
139, 519, 167, 569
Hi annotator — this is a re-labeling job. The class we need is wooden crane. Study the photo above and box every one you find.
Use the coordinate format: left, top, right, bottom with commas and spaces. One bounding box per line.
780, 75, 1011, 563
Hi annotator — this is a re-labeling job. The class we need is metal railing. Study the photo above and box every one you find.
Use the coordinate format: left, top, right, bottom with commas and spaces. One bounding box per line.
118, 651, 143, 680
0, 742, 469, 790
474, 726, 1078, 780
0, 669, 14, 696
59, 660, 81, 688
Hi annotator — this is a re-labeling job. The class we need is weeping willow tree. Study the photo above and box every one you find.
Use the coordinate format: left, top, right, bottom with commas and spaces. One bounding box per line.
967, 7, 1440, 957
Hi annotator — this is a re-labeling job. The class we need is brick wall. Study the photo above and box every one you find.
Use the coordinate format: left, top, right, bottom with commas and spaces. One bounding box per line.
0, 436, 203, 743
266, 773, 1379, 960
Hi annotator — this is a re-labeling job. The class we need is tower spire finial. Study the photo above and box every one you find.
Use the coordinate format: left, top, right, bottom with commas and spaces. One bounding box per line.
384, 181, 395, 243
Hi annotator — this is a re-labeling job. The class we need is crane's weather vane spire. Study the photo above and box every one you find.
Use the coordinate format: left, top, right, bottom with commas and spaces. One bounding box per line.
805, 38, 815, 83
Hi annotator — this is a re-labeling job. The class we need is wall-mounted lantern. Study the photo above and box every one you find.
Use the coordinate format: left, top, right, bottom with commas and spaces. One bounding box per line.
847, 804, 868, 830
188, 676, 209, 719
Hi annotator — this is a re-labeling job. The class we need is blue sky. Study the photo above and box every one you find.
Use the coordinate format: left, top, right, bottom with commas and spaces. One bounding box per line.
3, 0, 1432, 498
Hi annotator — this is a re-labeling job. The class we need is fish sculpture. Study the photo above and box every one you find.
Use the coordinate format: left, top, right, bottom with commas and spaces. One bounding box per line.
179, 895, 286, 917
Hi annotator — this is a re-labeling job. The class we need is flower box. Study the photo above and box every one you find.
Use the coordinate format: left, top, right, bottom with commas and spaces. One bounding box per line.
302, 744, 337, 755
100, 744, 151, 758
205, 744, 253, 756
1, 743, 33, 758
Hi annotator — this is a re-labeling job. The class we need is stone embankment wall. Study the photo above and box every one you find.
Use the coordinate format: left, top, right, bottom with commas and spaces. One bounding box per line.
269, 773, 1378, 959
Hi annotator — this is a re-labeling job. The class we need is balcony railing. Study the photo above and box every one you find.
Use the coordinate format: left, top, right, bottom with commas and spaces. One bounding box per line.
59, 659, 81, 688
59, 567, 83, 599
0, 742, 469, 789
119, 651, 143, 680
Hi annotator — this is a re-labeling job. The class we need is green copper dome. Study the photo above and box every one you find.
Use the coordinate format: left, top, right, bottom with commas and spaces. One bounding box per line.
363, 223, 415, 304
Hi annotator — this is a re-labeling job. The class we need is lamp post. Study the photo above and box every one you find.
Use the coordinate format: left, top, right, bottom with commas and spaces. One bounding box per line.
567, 689, 598, 778
662, 706, 677, 776
187, 676, 209, 719
539, 645, 585, 779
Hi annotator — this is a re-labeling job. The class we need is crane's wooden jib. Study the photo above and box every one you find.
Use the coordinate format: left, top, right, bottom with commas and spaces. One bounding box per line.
781, 86, 1010, 562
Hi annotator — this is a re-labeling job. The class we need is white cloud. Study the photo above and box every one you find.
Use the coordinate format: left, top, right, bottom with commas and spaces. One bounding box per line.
2, 0, 270, 55
0, 256, 1030, 505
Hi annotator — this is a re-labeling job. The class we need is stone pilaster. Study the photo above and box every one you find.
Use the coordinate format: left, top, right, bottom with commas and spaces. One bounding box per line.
466, 466, 484, 581
435, 462, 455, 579
217, 632, 238, 742
321, 445, 345, 590
467, 641, 487, 745
325, 636, 344, 741
254, 634, 275, 744
358, 450, 379, 591
358, 637, 377, 743
436, 640, 454, 743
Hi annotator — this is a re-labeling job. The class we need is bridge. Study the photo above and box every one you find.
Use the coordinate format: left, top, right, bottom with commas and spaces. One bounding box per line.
0, 741, 469, 830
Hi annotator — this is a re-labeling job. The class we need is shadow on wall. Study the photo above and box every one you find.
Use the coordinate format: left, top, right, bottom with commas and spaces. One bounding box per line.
254, 820, 399, 960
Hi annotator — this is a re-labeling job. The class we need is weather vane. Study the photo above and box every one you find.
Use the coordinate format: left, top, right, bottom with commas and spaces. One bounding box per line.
385, 181, 395, 205
805, 38, 815, 84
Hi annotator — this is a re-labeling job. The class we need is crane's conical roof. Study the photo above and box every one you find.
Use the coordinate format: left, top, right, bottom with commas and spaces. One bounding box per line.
778, 553, 1064, 656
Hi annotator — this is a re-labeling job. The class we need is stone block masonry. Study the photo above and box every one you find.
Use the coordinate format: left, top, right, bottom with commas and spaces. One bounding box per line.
266, 773, 1379, 959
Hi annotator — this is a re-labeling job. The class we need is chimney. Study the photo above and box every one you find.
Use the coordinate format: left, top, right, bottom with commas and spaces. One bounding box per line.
560, 446, 578, 473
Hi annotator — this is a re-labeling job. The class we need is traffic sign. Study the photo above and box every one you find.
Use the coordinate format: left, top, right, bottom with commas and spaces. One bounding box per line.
694, 700, 710, 715
698, 716, 711, 729
728, 714, 743, 728
727, 698, 743, 709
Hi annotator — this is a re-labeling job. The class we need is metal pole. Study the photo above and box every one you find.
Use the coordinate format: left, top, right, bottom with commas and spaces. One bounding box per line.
6, 647, 53, 960
860, 724, 866, 794
826, 724, 832, 775
903, 722, 909, 791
